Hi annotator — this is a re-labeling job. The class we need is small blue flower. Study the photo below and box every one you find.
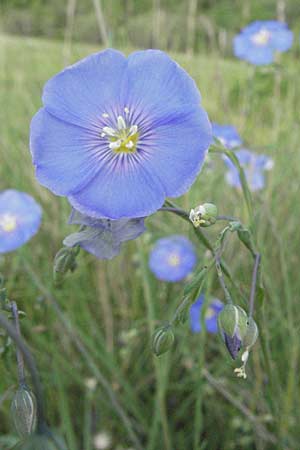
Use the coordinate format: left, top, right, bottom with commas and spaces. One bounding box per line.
190, 295, 224, 334
63, 208, 145, 259
149, 235, 197, 282
212, 123, 243, 149
30, 49, 212, 220
223, 149, 274, 192
0, 190, 42, 253
234, 20, 293, 65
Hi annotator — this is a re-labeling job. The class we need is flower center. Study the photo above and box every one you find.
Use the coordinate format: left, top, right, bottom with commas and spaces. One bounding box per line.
168, 253, 181, 267
205, 307, 215, 319
0, 213, 17, 232
101, 108, 139, 154
251, 29, 271, 46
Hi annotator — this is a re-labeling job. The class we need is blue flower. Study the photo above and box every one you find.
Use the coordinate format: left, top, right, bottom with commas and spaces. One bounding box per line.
190, 295, 224, 334
0, 190, 42, 253
212, 123, 242, 149
30, 49, 212, 220
63, 208, 146, 259
223, 149, 274, 192
149, 235, 197, 282
233, 20, 293, 65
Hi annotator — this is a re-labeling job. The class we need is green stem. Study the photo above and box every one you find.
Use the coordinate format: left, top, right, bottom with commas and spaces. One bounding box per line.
10, 301, 26, 387
0, 312, 46, 434
137, 241, 172, 450
209, 145, 254, 226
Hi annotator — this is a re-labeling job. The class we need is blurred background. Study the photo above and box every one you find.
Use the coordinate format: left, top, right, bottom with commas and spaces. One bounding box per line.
1, 1, 300, 450
1, 0, 300, 54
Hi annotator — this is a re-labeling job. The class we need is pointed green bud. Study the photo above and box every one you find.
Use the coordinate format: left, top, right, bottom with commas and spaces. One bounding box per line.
53, 247, 79, 287
218, 305, 248, 359
189, 203, 218, 228
152, 325, 174, 356
11, 386, 37, 438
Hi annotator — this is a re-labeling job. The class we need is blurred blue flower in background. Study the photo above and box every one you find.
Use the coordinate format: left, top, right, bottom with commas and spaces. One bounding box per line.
30, 49, 212, 220
0, 190, 42, 253
190, 295, 224, 333
212, 123, 243, 149
63, 208, 146, 259
233, 20, 293, 65
149, 235, 197, 282
223, 149, 274, 192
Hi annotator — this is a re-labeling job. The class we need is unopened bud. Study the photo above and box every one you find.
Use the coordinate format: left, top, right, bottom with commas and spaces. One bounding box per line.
53, 247, 79, 287
152, 325, 174, 356
218, 304, 248, 359
189, 203, 218, 228
11, 386, 37, 438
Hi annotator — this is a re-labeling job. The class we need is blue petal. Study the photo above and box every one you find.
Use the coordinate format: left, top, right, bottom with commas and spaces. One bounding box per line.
139, 107, 211, 197
149, 235, 197, 282
68, 154, 165, 219
120, 50, 201, 124
0, 190, 42, 253
212, 123, 242, 149
189, 296, 204, 333
42, 49, 127, 128
30, 109, 106, 196
270, 29, 293, 52
64, 228, 121, 260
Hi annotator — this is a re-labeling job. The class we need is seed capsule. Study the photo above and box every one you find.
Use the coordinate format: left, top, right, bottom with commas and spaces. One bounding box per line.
152, 325, 175, 356
11, 386, 37, 438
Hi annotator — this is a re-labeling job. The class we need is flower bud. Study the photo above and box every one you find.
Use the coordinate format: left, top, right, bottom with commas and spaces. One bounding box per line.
189, 203, 218, 228
53, 247, 78, 287
11, 386, 37, 438
218, 304, 248, 359
152, 325, 174, 356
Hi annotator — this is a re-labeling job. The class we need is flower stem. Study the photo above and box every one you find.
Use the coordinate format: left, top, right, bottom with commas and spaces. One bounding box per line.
137, 241, 172, 450
249, 253, 261, 317
10, 301, 26, 387
0, 312, 46, 433
209, 145, 254, 226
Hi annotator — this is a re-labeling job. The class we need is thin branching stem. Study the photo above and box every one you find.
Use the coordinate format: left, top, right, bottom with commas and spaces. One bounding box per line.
10, 301, 26, 387
0, 312, 46, 433
249, 253, 261, 317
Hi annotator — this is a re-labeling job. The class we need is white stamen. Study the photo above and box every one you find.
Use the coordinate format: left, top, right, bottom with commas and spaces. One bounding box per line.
117, 116, 126, 130
124, 107, 130, 114
109, 140, 122, 150
251, 29, 271, 46
126, 140, 134, 149
101, 132, 106, 138
103, 127, 116, 137
129, 125, 138, 136
102, 113, 109, 118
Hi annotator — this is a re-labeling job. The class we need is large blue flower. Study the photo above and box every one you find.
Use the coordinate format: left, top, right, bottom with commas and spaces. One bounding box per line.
0, 190, 42, 253
149, 235, 197, 282
233, 20, 293, 65
63, 208, 145, 259
30, 49, 212, 220
190, 295, 223, 334
212, 123, 242, 149
223, 149, 274, 192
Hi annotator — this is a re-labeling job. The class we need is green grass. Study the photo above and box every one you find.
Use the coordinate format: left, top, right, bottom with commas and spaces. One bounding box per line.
0, 33, 300, 450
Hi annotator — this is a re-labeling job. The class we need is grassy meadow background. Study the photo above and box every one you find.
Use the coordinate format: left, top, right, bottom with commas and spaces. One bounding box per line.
1, 1, 300, 449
